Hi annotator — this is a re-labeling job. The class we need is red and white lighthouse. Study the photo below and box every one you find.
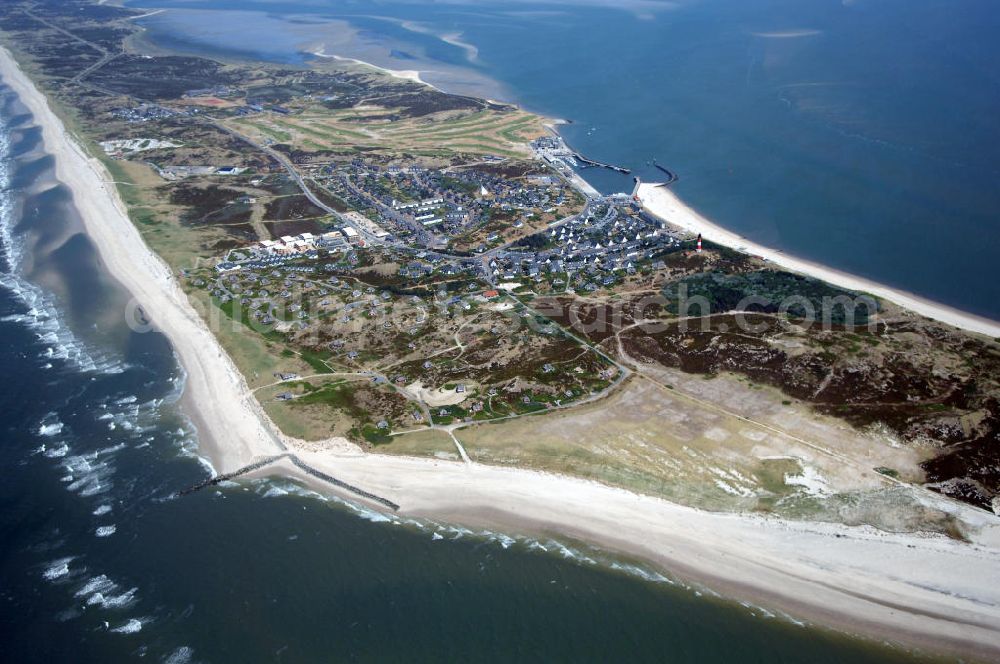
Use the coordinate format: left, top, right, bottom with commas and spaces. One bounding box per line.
696, 233, 703, 252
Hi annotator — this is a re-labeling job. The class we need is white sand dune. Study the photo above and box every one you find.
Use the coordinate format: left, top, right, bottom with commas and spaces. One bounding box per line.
4, 46, 1000, 660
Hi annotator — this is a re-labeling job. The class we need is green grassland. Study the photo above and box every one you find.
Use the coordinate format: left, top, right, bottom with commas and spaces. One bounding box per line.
228, 104, 547, 158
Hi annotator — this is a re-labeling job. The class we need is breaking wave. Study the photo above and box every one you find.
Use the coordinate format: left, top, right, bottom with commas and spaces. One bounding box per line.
0, 125, 125, 375
37, 415, 64, 437
163, 646, 195, 664
110, 617, 145, 634
95, 587, 139, 610
62, 450, 116, 498
248, 477, 696, 593
73, 571, 139, 610
74, 574, 117, 599
42, 442, 69, 458
41, 556, 74, 581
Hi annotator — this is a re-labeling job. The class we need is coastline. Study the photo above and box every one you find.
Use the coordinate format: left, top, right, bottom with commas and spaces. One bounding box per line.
637, 183, 1000, 338
0, 46, 283, 472
3, 43, 1000, 662
310, 47, 438, 91
270, 450, 1000, 660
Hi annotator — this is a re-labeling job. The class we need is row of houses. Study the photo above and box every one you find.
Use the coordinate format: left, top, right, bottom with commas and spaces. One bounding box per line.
392, 197, 444, 213
255, 228, 360, 257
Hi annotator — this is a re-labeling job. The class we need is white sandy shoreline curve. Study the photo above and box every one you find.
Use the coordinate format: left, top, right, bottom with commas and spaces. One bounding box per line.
310, 47, 437, 90
637, 183, 1000, 338
4, 45, 1000, 660
0, 45, 282, 471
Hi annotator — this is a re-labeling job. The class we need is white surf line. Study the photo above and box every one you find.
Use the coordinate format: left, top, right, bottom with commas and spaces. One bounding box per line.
0, 46, 286, 470
9, 41, 1000, 660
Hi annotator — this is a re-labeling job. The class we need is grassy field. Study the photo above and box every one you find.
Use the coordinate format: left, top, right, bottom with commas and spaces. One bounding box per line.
257, 373, 423, 442
381, 428, 458, 460
258, 376, 365, 440
367, 373, 960, 534
227, 105, 547, 158
191, 289, 313, 388
99, 157, 237, 271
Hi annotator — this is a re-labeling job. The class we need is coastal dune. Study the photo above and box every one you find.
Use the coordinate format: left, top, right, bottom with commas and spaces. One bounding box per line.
3, 46, 1000, 660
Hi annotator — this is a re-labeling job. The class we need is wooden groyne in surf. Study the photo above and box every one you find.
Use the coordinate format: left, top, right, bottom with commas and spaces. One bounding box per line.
177, 453, 401, 511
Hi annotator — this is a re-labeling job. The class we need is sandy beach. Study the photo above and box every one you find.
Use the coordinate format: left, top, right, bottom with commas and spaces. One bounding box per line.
310, 47, 437, 90
4, 45, 1000, 660
0, 47, 283, 472
637, 183, 1000, 338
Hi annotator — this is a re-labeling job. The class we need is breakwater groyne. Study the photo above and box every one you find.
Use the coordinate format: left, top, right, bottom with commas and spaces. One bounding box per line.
652, 160, 678, 184
178, 454, 288, 495
287, 455, 400, 511
177, 453, 401, 511
573, 152, 631, 174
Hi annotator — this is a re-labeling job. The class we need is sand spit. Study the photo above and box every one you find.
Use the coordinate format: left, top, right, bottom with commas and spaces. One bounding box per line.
4, 45, 1000, 660
637, 183, 1000, 338
310, 47, 437, 90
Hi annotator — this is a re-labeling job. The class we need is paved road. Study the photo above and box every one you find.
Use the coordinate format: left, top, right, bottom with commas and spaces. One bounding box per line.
209, 121, 344, 219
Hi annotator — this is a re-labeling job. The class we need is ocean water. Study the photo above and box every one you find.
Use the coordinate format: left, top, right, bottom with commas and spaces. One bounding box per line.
0, 85, 944, 662
130, 0, 1000, 320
